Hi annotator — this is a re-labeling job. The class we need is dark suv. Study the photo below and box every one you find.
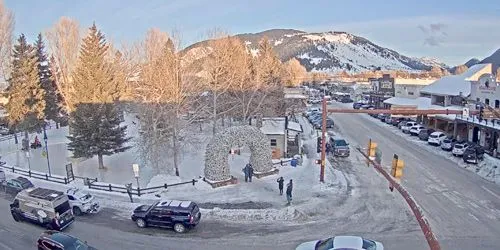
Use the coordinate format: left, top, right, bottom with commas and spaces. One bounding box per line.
131, 200, 201, 233
463, 145, 485, 164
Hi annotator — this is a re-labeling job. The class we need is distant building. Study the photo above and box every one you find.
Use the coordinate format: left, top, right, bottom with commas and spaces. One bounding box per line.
365, 74, 395, 108
250, 117, 303, 159
394, 78, 435, 99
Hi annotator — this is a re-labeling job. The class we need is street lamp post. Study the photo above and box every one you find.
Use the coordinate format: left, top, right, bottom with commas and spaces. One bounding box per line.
43, 125, 52, 176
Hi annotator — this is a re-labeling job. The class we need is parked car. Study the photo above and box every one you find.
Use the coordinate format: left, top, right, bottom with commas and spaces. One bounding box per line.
131, 200, 201, 233
376, 114, 387, 122
326, 119, 334, 128
295, 235, 384, 250
428, 131, 447, 146
418, 128, 435, 141
463, 145, 485, 164
353, 102, 364, 109
37, 230, 97, 250
398, 119, 414, 129
401, 121, 417, 133
392, 117, 408, 127
452, 142, 469, 157
0, 126, 10, 135
409, 125, 426, 136
340, 97, 353, 103
11, 187, 75, 230
360, 104, 374, 109
441, 138, 457, 151
66, 188, 100, 216
384, 116, 393, 124
305, 107, 320, 116
329, 137, 350, 157
1, 176, 34, 195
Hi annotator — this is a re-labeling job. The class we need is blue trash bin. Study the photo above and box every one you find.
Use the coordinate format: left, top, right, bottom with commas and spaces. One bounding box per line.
291, 158, 298, 167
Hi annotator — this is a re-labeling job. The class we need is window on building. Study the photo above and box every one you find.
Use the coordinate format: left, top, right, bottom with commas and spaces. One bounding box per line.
485, 98, 490, 106
408, 92, 414, 96
496, 100, 500, 108
270, 139, 277, 147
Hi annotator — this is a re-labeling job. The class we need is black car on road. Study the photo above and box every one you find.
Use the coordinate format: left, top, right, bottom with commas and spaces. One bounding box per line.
37, 230, 96, 250
131, 199, 201, 233
2, 176, 34, 195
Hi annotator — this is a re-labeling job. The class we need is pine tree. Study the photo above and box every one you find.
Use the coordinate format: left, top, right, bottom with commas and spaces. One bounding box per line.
67, 103, 130, 169
6, 34, 46, 140
67, 23, 129, 169
35, 33, 61, 127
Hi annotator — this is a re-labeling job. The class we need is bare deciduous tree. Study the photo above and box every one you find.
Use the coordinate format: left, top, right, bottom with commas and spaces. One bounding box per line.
0, 0, 14, 84
45, 17, 81, 112
283, 58, 307, 87
133, 28, 204, 176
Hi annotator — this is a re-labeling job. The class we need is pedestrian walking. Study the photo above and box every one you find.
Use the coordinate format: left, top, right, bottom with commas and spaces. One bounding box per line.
248, 164, 254, 182
277, 177, 284, 195
286, 179, 293, 205
242, 164, 249, 182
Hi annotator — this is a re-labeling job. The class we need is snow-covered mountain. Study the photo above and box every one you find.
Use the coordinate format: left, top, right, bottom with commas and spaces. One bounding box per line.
184, 29, 448, 73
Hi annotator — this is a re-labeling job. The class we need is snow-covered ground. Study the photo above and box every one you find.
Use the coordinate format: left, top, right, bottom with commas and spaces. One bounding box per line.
1, 114, 351, 224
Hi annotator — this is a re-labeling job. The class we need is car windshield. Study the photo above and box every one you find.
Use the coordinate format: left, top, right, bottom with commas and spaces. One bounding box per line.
455, 145, 464, 149
315, 238, 334, 250
335, 140, 348, 146
362, 239, 377, 250
79, 194, 92, 201
429, 134, 437, 138
20, 181, 33, 189
51, 234, 89, 250
55, 201, 71, 215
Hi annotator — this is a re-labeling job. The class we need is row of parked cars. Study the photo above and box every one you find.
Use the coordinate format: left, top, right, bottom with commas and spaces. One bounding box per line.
369, 113, 485, 164
304, 107, 334, 129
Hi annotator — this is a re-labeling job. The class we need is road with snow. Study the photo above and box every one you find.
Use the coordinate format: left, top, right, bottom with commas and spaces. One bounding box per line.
330, 102, 500, 250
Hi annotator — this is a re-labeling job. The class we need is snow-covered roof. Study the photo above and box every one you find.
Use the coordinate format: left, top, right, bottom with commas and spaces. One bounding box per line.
260, 118, 286, 135
384, 97, 431, 107
420, 75, 470, 96
284, 93, 307, 99
421, 63, 492, 97
287, 121, 302, 132
462, 63, 491, 81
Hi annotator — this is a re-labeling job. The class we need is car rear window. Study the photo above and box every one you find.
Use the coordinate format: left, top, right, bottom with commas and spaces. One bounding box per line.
55, 201, 71, 215
429, 134, 437, 138
455, 145, 463, 149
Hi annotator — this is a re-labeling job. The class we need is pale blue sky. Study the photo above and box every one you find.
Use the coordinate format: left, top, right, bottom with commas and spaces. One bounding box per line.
5, 0, 500, 65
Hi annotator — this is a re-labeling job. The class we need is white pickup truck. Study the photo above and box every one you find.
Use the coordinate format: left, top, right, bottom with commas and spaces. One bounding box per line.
66, 188, 100, 216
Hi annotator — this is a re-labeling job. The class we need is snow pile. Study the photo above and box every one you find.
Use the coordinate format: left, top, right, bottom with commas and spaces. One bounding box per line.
273, 39, 283, 46
201, 206, 306, 222
477, 155, 500, 184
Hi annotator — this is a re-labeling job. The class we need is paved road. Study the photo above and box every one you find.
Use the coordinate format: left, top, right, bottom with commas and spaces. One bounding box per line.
330, 103, 500, 250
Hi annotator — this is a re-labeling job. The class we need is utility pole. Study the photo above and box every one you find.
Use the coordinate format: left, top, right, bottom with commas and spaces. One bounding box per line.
320, 97, 327, 182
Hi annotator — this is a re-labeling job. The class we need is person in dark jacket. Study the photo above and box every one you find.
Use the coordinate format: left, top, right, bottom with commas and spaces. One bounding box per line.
286, 179, 293, 205
277, 177, 284, 195
248, 164, 254, 182
242, 164, 249, 182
